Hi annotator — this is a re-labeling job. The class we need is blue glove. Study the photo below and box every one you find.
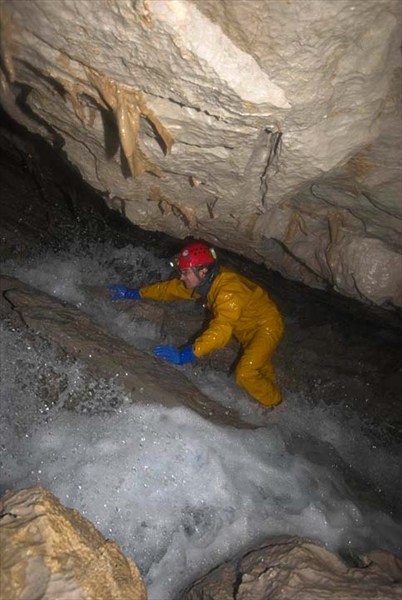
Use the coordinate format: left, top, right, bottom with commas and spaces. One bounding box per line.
108, 284, 141, 300
152, 344, 196, 365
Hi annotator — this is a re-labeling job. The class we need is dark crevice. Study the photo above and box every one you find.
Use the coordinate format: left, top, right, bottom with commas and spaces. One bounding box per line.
100, 108, 120, 160
14, 83, 65, 148
232, 566, 243, 598
260, 130, 282, 205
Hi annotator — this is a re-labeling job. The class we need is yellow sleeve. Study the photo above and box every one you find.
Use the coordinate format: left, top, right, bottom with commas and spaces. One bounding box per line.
193, 290, 242, 357
140, 278, 194, 301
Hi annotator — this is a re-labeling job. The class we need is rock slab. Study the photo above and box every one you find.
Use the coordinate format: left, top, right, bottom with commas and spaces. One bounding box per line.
0, 274, 249, 428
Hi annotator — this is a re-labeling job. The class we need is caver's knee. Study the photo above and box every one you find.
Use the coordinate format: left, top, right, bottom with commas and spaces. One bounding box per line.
235, 363, 256, 388
263, 322, 284, 351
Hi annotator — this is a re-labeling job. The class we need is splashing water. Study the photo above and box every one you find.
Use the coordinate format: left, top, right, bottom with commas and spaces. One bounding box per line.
1, 243, 401, 599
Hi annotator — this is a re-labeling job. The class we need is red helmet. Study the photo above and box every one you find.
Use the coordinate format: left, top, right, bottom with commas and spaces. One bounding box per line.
177, 242, 217, 270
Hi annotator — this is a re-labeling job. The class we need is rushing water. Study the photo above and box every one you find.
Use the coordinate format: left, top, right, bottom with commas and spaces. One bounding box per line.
1, 242, 401, 599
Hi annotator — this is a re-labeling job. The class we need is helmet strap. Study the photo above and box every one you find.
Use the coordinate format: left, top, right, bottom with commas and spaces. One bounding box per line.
193, 262, 219, 298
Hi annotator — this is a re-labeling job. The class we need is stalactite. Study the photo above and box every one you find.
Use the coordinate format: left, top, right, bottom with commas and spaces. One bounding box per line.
86, 68, 174, 177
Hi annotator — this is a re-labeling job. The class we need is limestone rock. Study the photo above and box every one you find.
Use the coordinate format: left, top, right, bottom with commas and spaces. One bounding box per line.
0, 0, 400, 309
184, 536, 402, 600
0, 486, 147, 600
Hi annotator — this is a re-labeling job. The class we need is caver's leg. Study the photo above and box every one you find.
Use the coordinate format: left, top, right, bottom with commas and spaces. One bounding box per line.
235, 329, 281, 407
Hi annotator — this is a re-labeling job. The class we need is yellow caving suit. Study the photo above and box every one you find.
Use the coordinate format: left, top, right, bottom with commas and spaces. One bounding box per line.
140, 267, 284, 407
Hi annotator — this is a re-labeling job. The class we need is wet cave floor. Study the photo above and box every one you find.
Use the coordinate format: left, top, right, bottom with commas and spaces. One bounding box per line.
0, 115, 401, 521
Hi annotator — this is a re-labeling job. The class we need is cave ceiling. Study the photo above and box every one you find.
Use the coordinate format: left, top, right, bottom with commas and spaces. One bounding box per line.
0, 0, 401, 309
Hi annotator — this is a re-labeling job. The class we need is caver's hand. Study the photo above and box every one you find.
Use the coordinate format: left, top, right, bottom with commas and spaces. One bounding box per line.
108, 285, 141, 300
152, 344, 196, 365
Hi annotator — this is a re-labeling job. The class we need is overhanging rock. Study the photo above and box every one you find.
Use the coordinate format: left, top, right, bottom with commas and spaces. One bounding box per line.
0, 0, 401, 308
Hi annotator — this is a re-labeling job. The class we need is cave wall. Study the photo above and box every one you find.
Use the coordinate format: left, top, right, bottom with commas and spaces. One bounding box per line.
0, 0, 401, 308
